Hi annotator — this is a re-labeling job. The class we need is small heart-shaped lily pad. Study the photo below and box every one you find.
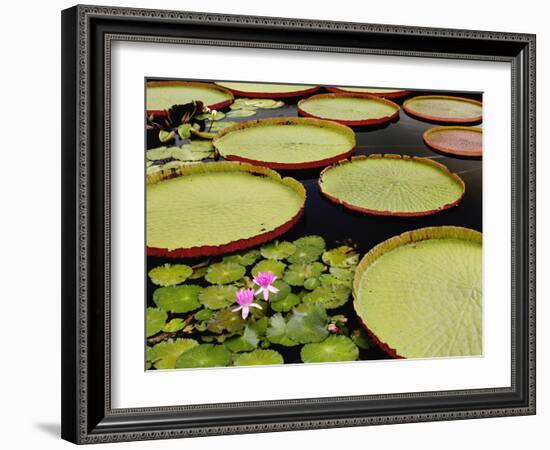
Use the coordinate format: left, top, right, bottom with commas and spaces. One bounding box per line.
222, 249, 261, 266
207, 308, 246, 334
260, 240, 296, 260
302, 284, 351, 309
286, 304, 329, 344
148, 263, 193, 286
149, 338, 198, 369
251, 259, 286, 278
205, 262, 246, 284
146, 307, 167, 337
322, 245, 359, 268
233, 349, 284, 366
300, 335, 359, 363
270, 292, 301, 313
283, 262, 325, 286
199, 285, 238, 310
153, 285, 202, 313
175, 344, 232, 368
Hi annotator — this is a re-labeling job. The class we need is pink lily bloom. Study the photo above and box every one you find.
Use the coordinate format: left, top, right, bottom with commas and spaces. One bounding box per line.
232, 288, 262, 319
253, 271, 279, 301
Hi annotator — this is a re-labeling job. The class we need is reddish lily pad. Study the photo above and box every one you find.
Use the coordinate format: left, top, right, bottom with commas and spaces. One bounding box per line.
423, 126, 482, 157
403, 95, 482, 124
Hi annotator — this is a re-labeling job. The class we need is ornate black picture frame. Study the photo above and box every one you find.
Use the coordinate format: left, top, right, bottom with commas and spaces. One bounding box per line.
61, 4, 536, 444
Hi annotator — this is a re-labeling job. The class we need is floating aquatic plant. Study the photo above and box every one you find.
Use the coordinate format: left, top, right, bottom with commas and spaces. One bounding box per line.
148, 263, 193, 286
205, 261, 246, 284
300, 335, 359, 363
175, 344, 232, 368
260, 240, 297, 260
148, 338, 198, 369
146, 307, 168, 337
153, 285, 202, 313
233, 349, 284, 366
199, 285, 238, 310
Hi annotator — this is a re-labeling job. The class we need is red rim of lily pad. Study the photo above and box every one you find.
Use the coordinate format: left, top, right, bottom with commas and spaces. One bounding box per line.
403, 95, 482, 124
326, 86, 410, 98
423, 126, 483, 157
214, 82, 320, 98
353, 226, 482, 358
212, 117, 357, 170
146, 81, 234, 117
146, 162, 306, 258
318, 154, 465, 217
297, 93, 400, 127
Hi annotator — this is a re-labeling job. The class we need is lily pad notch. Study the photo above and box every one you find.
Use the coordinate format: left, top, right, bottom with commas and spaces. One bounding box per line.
318, 154, 465, 217
353, 226, 482, 359
146, 81, 234, 116
213, 117, 357, 170
147, 162, 307, 258
214, 81, 320, 98
297, 93, 400, 127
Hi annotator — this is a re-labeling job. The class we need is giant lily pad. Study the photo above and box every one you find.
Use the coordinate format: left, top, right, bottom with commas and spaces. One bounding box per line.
148, 338, 198, 370
147, 162, 306, 258
403, 95, 482, 123
300, 335, 359, 363
214, 82, 319, 98
146, 81, 234, 114
327, 86, 410, 98
148, 263, 193, 286
213, 118, 356, 170
175, 344, 232, 368
153, 285, 202, 313
319, 155, 465, 216
423, 126, 482, 157
233, 349, 284, 366
297, 93, 400, 127
353, 226, 482, 358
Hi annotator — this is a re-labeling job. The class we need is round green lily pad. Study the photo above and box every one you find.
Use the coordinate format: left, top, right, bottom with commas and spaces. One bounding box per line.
287, 236, 325, 264
148, 263, 193, 286
146, 307, 167, 337
270, 292, 301, 313
147, 146, 175, 161
207, 308, 246, 334
149, 338, 198, 370
226, 109, 257, 118
300, 335, 359, 363
175, 344, 232, 368
286, 304, 329, 344
146, 81, 234, 113
222, 249, 262, 266
251, 259, 286, 278
199, 285, 238, 309
224, 327, 259, 353
153, 285, 202, 313
260, 240, 297, 260
283, 262, 325, 286
266, 314, 298, 347
162, 318, 187, 333
214, 82, 319, 98
319, 155, 465, 216
321, 246, 359, 268
147, 162, 306, 258
205, 261, 246, 284
298, 93, 400, 126
213, 118, 356, 170
233, 349, 284, 366
403, 95, 482, 123
327, 86, 410, 98
302, 283, 351, 309
423, 126, 482, 157
353, 226, 482, 358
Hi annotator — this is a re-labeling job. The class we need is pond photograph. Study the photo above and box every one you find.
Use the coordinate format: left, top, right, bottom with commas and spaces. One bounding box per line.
145, 79, 483, 370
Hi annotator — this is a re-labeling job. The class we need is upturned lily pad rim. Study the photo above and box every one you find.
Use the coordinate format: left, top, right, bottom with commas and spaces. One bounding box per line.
352, 226, 482, 359
297, 93, 400, 127
212, 117, 357, 170
146, 81, 234, 116
146, 161, 306, 258
423, 126, 483, 157
318, 154, 465, 217
326, 86, 410, 98
214, 81, 320, 98
403, 95, 483, 124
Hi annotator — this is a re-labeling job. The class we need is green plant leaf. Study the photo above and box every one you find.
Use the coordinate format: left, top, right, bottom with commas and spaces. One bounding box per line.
222, 249, 261, 266
194, 308, 215, 321
177, 123, 192, 140
270, 293, 301, 313
153, 285, 202, 313
233, 349, 284, 366
300, 335, 359, 363
199, 285, 237, 310
226, 109, 257, 118
350, 329, 372, 350
209, 121, 238, 132
322, 245, 359, 268
148, 263, 193, 286
149, 338, 199, 369
171, 145, 211, 161
175, 344, 232, 368
207, 308, 246, 334
286, 304, 329, 344
287, 236, 325, 264
304, 278, 320, 290
302, 284, 351, 309
146, 346, 153, 369
251, 259, 286, 278
159, 130, 176, 143
146, 146, 174, 161
260, 240, 296, 260
283, 262, 325, 286
188, 265, 208, 280
248, 316, 269, 337
205, 262, 246, 284
146, 307, 167, 337
266, 313, 298, 347
294, 235, 326, 251
225, 327, 259, 352
162, 318, 187, 333
190, 140, 214, 152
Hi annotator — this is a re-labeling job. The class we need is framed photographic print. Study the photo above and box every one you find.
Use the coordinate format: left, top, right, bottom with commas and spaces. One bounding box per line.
61, 4, 536, 444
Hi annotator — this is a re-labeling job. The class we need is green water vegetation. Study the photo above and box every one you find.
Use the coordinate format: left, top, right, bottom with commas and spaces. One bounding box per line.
146, 235, 371, 369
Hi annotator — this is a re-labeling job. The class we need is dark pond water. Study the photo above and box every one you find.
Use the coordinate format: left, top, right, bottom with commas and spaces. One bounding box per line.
146, 88, 482, 364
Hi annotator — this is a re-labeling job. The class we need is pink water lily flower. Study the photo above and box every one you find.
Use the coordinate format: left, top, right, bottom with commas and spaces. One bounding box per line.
253, 271, 279, 301
232, 288, 262, 319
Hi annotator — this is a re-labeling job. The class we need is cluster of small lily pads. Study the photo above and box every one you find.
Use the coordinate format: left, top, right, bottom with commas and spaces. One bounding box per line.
146, 235, 373, 370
